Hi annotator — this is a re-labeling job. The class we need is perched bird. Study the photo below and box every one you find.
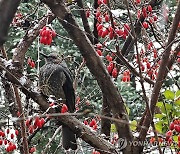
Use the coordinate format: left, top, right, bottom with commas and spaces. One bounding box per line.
39, 52, 77, 150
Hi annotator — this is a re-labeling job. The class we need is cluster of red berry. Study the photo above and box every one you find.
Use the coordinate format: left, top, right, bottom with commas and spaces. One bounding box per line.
27, 57, 35, 68
93, 0, 130, 40
49, 102, 68, 113
136, 2, 157, 29
122, 70, 130, 82
84, 119, 98, 130
25, 117, 45, 134
166, 119, 180, 148
96, 22, 130, 40
39, 26, 56, 45
137, 43, 159, 80
0, 129, 19, 152
107, 62, 118, 78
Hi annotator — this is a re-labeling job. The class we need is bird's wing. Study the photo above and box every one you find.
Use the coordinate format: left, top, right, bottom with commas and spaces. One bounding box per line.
39, 64, 75, 112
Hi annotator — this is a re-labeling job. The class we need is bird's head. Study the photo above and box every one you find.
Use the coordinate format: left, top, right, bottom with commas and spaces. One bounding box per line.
40, 52, 62, 64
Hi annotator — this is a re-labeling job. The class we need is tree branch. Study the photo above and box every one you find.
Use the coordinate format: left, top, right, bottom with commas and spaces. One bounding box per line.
0, 0, 21, 45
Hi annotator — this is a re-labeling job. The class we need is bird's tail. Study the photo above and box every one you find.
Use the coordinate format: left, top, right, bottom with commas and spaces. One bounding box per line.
62, 125, 77, 150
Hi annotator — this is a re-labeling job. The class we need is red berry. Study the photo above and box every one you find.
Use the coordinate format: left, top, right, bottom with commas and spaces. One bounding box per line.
27, 58, 32, 66
30, 61, 35, 68
169, 122, 174, 130
86, 10, 90, 18
51, 30, 56, 38
61, 104, 68, 113
112, 68, 118, 78
97, 17, 102, 23
6, 146, 10, 152
101, 30, 107, 38
98, 0, 102, 5
34, 117, 40, 126
49, 102, 55, 107
1, 131, 5, 137
26, 119, 31, 127
40, 118, 45, 126
15, 130, 19, 136
153, 15, 158, 21
109, 31, 114, 40
135, 0, 141, 4
29, 125, 34, 134
96, 10, 101, 18
96, 49, 102, 56
4, 140, 7, 145
6, 129, 10, 134
0, 140, 2, 145
46, 36, 52, 45
147, 5, 152, 12
103, 0, 107, 4
96, 43, 102, 49
167, 137, 173, 145
84, 120, 88, 125
175, 125, 180, 133
108, 26, 113, 32
89, 119, 96, 127
146, 62, 151, 69
29, 147, 36, 153
143, 21, 149, 29
10, 133, 14, 139
98, 29, 103, 37
93, 124, 98, 130
142, 7, 147, 18
122, 76, 127, 82
117, 29, 124, 36
166, 130, 173, 137
105, 14, 109, 22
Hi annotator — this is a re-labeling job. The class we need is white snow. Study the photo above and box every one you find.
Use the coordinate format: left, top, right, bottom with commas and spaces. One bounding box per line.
19, 76, 27, 85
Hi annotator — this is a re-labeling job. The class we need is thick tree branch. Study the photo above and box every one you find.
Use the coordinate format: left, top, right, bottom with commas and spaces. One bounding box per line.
77, 0, 93, 43
0, 0, 21, 45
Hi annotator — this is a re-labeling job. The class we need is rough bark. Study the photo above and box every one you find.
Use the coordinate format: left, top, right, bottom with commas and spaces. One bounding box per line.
0, 0, 21, 45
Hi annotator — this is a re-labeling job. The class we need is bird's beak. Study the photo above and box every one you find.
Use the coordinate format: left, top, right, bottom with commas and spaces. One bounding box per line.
40, 52, 48, 58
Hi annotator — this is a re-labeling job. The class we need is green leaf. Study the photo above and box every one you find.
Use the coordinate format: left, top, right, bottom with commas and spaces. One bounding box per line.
165, 103, 173, 110
173, 135, 178, 142
154, 114, 165, 119
155, 121, 163, 133
164, 90, 175, 100
156, 102, 163, 107
175, 100, 180, 106
111, 124, 117, 133
175, 90, 180, 98
130, 120, 137, 131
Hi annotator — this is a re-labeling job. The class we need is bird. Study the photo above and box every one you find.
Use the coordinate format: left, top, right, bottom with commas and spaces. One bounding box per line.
39, 52, 77, 150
